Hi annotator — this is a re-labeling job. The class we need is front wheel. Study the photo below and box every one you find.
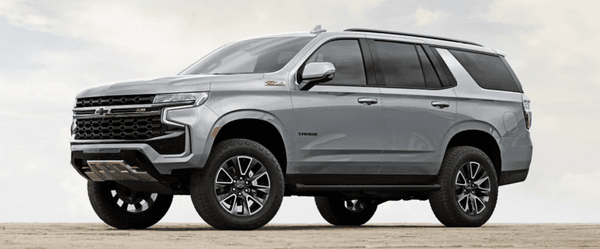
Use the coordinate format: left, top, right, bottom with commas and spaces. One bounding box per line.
88, 181, 173, 229
190, 139, 284, 230
315, 196, 378, 226
429, 146, 498, 227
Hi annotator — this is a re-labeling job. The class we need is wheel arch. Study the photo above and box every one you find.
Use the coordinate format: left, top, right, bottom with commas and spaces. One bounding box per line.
206, 110, 291, 176
442, 121, 502, 179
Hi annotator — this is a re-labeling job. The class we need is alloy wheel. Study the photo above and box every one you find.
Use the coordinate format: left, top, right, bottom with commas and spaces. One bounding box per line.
213, 156, 271, 216
344, 199, 368, 214
455, 161, 491, 215
109, 184, 158, 214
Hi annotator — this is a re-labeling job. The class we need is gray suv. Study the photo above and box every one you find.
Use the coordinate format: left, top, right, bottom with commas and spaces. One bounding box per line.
70, 26, 533, 229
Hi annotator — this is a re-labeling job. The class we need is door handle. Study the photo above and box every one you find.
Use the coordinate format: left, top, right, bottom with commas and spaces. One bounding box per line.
358, 98, 378, 106
431, 101, 450, 109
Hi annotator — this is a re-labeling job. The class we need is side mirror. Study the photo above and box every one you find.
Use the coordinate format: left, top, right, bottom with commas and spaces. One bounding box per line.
298, 62, 335, 90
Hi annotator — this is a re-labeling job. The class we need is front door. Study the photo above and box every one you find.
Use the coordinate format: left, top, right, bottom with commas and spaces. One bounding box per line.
290, 39, 383, 184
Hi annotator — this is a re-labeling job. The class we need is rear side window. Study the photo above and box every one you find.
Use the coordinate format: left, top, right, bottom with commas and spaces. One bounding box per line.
371, 41, 425, 88
449, 50, 522, 92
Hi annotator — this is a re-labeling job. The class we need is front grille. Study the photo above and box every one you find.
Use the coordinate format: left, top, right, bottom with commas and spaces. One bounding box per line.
75, 115, 165, 139
76, 95, 155, 107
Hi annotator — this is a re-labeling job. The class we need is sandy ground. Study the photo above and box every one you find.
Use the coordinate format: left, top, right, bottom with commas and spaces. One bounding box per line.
1, 223, 599, 248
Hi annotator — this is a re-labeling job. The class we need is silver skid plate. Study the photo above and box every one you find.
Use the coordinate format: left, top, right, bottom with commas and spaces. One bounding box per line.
85, 160, 158, 182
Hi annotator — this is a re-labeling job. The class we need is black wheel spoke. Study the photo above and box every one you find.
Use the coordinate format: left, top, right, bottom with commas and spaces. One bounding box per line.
241, 196, 251, 215
216, 167, 234, 184
249, 166, 267, 183
144, 195, 155, 207
236, 156, 252, 176
254, 185, 270, 195
218, 192, 235, 203
134, 203, 143, 212
469, 162, 480, 179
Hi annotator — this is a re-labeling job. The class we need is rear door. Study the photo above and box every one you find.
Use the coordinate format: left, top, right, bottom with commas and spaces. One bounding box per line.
290, 39, 383, 183
368, 39, 457, 182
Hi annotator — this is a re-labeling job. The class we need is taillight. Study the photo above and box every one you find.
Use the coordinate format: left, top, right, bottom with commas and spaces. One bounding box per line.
522, 99, 531, 130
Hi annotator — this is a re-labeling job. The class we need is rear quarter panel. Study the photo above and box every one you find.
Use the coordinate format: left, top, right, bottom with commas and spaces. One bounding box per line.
437, 48, 533, 174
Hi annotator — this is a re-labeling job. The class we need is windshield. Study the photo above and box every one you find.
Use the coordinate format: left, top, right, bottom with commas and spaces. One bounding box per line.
180, 36, 313, 75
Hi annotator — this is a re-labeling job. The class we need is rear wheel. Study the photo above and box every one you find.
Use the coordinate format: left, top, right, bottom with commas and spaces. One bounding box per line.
429, 146, 498, 227
88, 181, 173, 229
315, 196, 377, 226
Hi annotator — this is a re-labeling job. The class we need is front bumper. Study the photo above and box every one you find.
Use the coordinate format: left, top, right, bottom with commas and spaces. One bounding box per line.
70, 104, 220, 181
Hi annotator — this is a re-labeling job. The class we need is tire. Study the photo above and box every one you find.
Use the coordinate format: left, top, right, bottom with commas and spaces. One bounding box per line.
88, 181, 173, 229
190, 139, 284, 230
315, 196, 377, 226
429, 146, 498, 227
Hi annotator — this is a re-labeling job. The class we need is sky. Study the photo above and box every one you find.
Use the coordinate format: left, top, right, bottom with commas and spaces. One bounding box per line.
1, 0, 599, 224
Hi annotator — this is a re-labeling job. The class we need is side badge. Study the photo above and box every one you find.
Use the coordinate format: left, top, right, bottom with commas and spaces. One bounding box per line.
265, 81, 285, 86
298, 132, 318, 137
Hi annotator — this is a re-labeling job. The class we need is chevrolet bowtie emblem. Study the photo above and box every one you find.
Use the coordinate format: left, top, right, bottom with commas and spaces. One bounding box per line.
95, 107, 109, 116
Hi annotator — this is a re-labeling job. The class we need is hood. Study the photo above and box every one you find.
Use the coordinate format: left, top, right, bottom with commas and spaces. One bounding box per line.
76, 74, 264, 98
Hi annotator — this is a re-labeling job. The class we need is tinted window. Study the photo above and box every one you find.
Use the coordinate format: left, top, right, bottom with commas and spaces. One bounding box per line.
180, 37, 313, 75
416, 45, 442, 88
372, 41, 424, 88
306, 40, 366, 86
449, 50, 522, 92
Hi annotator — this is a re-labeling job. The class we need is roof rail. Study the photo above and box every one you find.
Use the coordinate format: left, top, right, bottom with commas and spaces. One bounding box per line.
344, 28, 483, 47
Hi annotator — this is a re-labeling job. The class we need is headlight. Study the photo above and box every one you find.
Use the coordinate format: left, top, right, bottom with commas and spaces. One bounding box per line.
153, 92, 209, 106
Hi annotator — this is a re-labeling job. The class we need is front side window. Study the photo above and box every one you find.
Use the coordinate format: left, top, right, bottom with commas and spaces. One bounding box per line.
304, 39, 366, 86
180, 37, 313, 75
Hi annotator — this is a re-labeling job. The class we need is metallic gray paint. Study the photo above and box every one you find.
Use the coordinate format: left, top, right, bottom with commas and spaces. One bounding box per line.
290, 85, 383, 175
379, 87, 457, 176
437, 48, 533, 173
71, 29, 532, 187
76, 74, 262, 98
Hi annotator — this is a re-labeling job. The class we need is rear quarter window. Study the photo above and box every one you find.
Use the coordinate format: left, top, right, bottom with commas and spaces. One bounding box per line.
449, 49, 522, 93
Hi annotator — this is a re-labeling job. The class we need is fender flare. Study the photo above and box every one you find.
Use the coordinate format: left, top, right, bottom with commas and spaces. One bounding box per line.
199, 109, 293, 170
441, 120, 502, 155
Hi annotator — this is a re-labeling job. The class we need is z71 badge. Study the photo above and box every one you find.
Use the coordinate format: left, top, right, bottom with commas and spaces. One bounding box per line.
265, 81, 285, 86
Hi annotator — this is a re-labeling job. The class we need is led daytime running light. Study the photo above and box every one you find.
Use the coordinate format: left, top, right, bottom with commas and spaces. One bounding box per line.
153, 92, 209, 106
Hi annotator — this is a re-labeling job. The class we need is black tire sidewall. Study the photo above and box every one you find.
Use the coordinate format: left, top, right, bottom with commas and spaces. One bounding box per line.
191, 139, 284, 229
443, 148, 498, 226
88, 181, 173, 229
